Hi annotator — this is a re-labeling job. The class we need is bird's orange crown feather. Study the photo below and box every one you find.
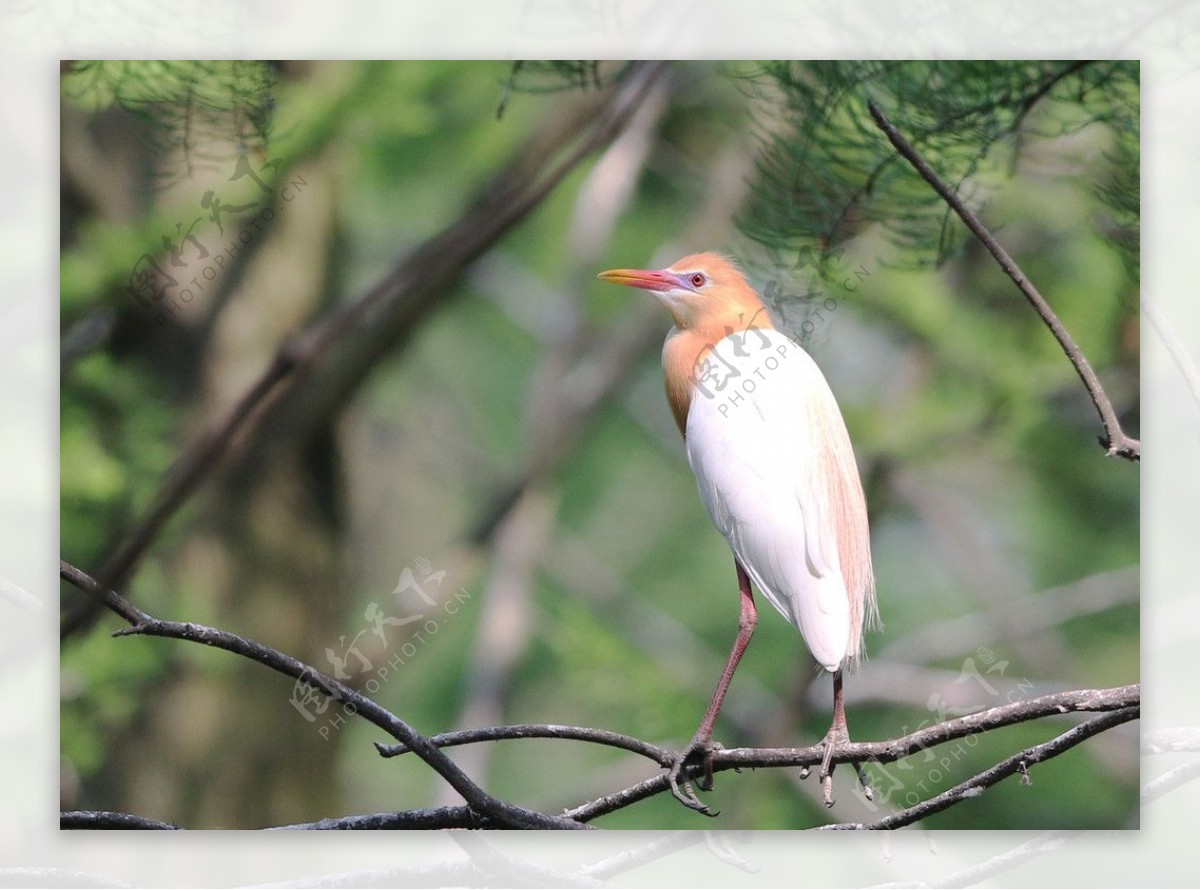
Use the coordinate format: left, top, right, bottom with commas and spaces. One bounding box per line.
599, 252, 774, 433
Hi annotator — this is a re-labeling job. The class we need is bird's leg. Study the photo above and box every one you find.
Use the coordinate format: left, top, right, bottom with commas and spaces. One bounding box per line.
669, 560, 757, 815
816, 668, 872, 807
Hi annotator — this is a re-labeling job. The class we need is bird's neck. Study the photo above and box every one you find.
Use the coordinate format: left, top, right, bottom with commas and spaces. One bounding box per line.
661, 304, 776, 436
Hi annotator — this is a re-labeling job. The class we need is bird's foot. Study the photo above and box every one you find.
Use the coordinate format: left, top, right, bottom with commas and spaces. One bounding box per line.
814, 724, 872, 808
667, 735, 721, 816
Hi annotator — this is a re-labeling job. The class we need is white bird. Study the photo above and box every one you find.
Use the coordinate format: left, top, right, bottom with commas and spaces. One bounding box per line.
599, 251, 879, 812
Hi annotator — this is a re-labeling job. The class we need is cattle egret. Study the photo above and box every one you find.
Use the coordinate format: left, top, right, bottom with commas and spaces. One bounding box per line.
599, 252, 878, 813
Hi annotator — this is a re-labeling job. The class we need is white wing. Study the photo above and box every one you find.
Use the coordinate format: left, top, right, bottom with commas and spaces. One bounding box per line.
685, 329, 873, 672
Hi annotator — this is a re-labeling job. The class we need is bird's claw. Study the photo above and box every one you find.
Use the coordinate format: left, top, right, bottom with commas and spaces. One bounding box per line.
667, 737, 720, 816
816, 725, 872, 807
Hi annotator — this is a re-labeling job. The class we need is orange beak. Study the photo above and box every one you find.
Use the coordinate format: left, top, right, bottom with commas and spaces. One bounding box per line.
597, 267, 680, 292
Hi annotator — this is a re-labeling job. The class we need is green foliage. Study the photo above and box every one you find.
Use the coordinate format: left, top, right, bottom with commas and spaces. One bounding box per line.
496, 61, 634, 118
62, 60, 276, 163
61, 61, 1138, 830
60, 350, 179, 571
737, 61, 1139, 274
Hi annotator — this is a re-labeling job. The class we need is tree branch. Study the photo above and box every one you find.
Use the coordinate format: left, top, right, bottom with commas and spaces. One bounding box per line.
60, 811, 181, 830
563, 686, 1138, 823
63, 806, 491, 830
59, 559, 588, 830
376, 685, 1138, 824
820, 706, 1138, 829
61, 558, 1136, 829
376, 723, 673, 766
270, 807, 485, 830
62, 61, 672, 640
866, 98, 1140, 462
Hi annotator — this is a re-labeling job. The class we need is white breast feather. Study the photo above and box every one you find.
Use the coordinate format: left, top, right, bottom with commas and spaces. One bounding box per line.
684, 329, 873, 672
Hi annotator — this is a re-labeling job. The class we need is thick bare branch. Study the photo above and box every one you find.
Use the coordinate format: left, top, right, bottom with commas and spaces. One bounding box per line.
377, 685, 1137, 824
59, 560, 588, 830
60, 557, 1136, 829
64, 806, 490, 831
821, 707, 1138, 829
563, 685, 1137, 822
866, 99, 1140, 462
60, 811, 181, 830
61, 61, 672, 641
270, 807, 485, 830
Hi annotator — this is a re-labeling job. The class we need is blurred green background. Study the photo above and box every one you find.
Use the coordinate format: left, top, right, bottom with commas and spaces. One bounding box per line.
60, 60, 1139, 829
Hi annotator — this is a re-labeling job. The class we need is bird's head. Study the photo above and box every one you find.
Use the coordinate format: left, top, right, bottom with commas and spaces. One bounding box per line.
598, 252, 770, 334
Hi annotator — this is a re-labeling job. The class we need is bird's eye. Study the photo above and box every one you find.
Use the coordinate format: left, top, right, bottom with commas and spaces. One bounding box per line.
690, 272, 706, 288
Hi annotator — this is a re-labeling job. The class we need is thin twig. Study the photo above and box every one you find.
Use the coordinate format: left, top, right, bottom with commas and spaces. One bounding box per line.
820, 706, 1138, 829
60, 559, 150, 626
866, 99, 1140, 461
59, 559, 588, 830
377, 723, 673, 766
